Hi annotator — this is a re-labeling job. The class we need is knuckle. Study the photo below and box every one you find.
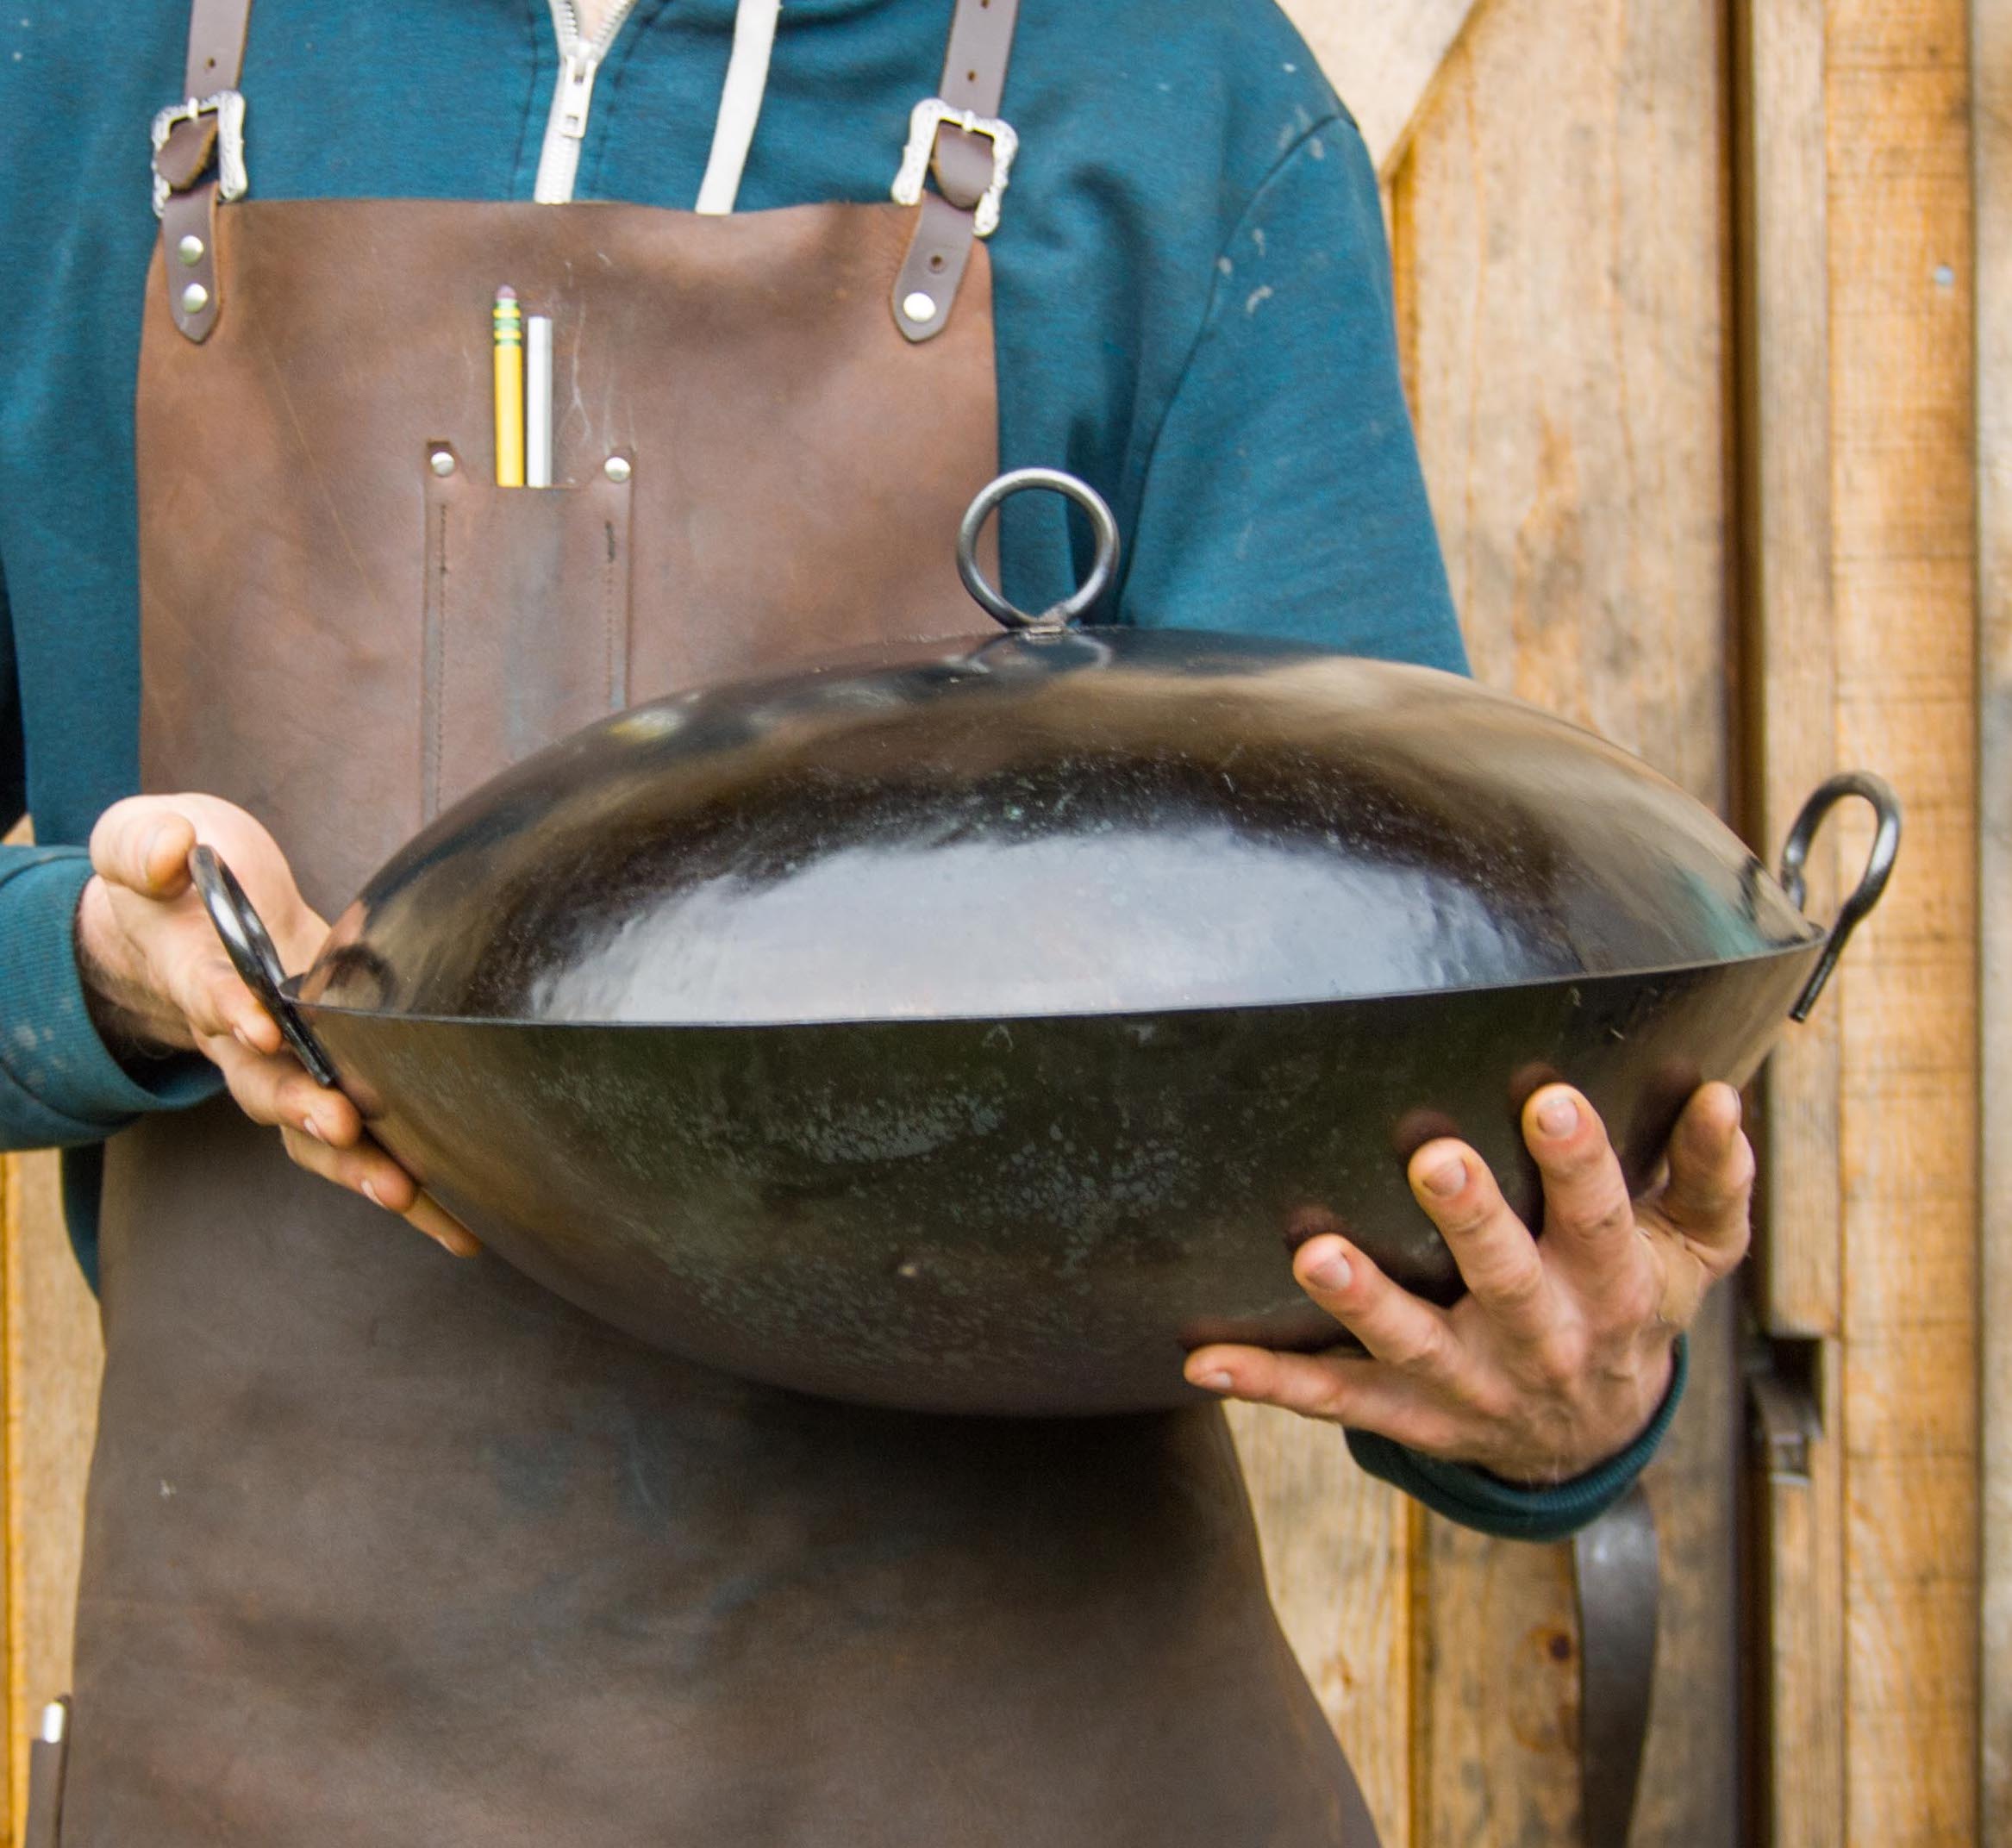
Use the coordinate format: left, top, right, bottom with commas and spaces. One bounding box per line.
278, 1127, 327, 1175
373, 1167, 420, 1213
229, 1072, 282, 1126
1526, 1329, 1586, 1392
1389, 1316, 1450, 1377
1489, 1254, 1548, 1314
1308, 1377, 1357, 1423
1468, 1375, 1518, 1424
1541, 1136, 1604, 1186
1438, 1197, 1495, 1240
1607, 1262, 1663, 1332
1704, 1217, 1754, 1277
1590, 1189, 1637, 1239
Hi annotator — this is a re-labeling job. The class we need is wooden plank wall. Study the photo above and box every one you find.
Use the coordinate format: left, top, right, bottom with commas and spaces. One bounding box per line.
0, 9, 1988, 1848
1262, 0, 1744, 1841
1978, 0, 2012, 1831
0, 1153, 98, 1841
0, 815, 105, 1847
1826, 3, 1978, 1840
1734, 0, 1847, 1836
1397, 1, 1739, 1842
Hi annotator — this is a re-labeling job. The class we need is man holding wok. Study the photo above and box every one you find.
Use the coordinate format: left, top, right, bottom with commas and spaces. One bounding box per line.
0, 0, 1751, 1839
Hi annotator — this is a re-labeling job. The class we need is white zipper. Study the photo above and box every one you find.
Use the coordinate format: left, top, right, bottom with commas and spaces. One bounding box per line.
534, 0, 643, 204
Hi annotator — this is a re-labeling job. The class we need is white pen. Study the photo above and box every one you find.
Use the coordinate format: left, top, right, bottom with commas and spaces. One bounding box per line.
526, 314, 553, 488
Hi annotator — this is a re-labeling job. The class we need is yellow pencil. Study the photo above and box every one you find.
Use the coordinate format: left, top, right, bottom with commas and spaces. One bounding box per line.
492, 286, 524, 488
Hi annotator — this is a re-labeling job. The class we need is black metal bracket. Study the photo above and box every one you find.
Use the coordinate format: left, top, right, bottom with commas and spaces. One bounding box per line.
1778, 771, 1902, 1021
187, 844, 339, 1087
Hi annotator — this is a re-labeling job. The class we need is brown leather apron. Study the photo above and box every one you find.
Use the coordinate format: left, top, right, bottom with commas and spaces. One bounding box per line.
56, 3, 1380, 1841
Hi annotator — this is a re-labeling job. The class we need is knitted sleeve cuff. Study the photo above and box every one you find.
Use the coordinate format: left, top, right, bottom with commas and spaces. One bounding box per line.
1343, 1334, 1688, 1543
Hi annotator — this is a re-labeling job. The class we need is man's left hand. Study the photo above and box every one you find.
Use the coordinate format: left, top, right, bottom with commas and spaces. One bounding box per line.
1184, 1081, 1753, 1484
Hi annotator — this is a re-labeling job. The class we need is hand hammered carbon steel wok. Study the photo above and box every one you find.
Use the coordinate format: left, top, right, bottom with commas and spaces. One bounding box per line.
194, 470, 1899, 1415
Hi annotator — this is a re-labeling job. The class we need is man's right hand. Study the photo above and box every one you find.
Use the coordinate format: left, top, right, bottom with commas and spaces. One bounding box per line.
77, 794, 478, 1256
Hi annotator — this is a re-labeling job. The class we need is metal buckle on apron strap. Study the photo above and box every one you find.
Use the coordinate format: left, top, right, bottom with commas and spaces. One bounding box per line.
150, 90, 247, 217
891, 97, 1016, 238
150, 87, 245, 342
887, 95, 1017, 344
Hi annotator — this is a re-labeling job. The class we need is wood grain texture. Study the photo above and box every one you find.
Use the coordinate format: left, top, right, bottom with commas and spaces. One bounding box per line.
1277, 0, 1484, 178
1976, 0, 2012, 1827
1732, 0, 1850, 1829
0, 826, 103, 1846
1753, 1343, 1846, 1847
1825, 1, 1978, 1840
1734, 0, 1842, 1340
1, 1152, 99, 1848
1394, 0, 1737, 1839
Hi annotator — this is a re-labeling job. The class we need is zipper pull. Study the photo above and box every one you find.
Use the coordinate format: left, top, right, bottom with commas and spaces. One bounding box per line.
555, 46, 599, 140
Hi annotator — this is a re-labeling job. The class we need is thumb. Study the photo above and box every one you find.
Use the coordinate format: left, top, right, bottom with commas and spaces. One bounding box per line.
89, 798, 197, 900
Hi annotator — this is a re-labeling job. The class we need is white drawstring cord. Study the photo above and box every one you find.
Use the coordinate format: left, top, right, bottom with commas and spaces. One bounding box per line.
695, 0, 782, 215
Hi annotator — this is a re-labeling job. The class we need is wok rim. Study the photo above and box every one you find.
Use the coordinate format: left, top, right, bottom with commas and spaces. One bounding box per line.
288, 932, 1827, 1034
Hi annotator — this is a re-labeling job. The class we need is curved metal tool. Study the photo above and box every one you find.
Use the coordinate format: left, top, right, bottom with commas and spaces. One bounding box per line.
188, 844, 340, 1087
1573, 1480, 1659, 1848
956, 466, 1121, 632
1778, 771, 1903, 1021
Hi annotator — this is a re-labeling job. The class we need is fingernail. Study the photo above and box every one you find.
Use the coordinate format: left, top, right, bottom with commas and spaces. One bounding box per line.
141, 822, 170, 871
1191, 1370, 1234, 1394
1422, 1153, 1465, 1196
361, 1180, 386, 1211
300, 1116, 324, 1144
1536, 1094, 1579, 1138
1304, 1246, 1353, 1289
233, 1026, 253, 1051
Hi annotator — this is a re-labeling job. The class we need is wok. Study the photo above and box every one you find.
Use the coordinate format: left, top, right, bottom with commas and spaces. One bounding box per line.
196, 470, 1899, 1415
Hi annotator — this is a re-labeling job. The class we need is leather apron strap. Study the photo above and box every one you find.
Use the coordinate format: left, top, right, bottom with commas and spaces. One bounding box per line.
151, 0, 253, 342
891, 0, 1022, 341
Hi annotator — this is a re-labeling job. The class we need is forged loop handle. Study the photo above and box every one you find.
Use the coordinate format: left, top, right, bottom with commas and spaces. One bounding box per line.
957, 468, 1121, 632
187, 845, 340, 1087
1778, 771, 1902, 1022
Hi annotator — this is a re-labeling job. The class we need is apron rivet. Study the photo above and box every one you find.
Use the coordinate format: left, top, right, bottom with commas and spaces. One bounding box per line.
177, 233, 206, 266
603, 455, 633, 484
902, 290, 939, 325
429, 449, 457, 478
179, 281, 210, 315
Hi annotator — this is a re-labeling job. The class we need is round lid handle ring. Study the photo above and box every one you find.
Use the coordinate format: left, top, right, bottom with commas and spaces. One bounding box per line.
1778, 771, 1903, 1023
957, 468, 1122, 633
188, 844, 341, 1088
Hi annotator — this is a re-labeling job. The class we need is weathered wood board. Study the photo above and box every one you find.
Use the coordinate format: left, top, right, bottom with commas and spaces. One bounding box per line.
1977, 0, 2012, 1831
1280, 0, 1482, 178
0, 1152, 99, 1845
2, 8, 1985, 1848
1826, 2, 1978, 1840
1393, 0, 1739, 1839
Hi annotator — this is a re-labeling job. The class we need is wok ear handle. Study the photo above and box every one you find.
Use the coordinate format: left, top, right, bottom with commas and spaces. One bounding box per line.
957, 467, 1122, 633
186, 845, 341, 1088
1778, 771, 1903, 1023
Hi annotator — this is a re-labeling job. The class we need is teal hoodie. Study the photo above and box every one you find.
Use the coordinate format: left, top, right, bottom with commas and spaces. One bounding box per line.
0, 0, 1674, 1537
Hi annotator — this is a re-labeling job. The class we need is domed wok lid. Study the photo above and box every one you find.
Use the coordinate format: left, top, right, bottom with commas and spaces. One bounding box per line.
232, 470, 1876, 1033
294, 635, 1813, 1027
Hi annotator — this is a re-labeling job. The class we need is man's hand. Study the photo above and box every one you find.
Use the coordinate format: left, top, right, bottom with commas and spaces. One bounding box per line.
78, 793, 478, 1257
1184, 1082, 1752, 1483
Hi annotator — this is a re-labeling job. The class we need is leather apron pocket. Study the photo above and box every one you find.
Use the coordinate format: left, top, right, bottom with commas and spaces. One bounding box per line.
420, 445, 634, 819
